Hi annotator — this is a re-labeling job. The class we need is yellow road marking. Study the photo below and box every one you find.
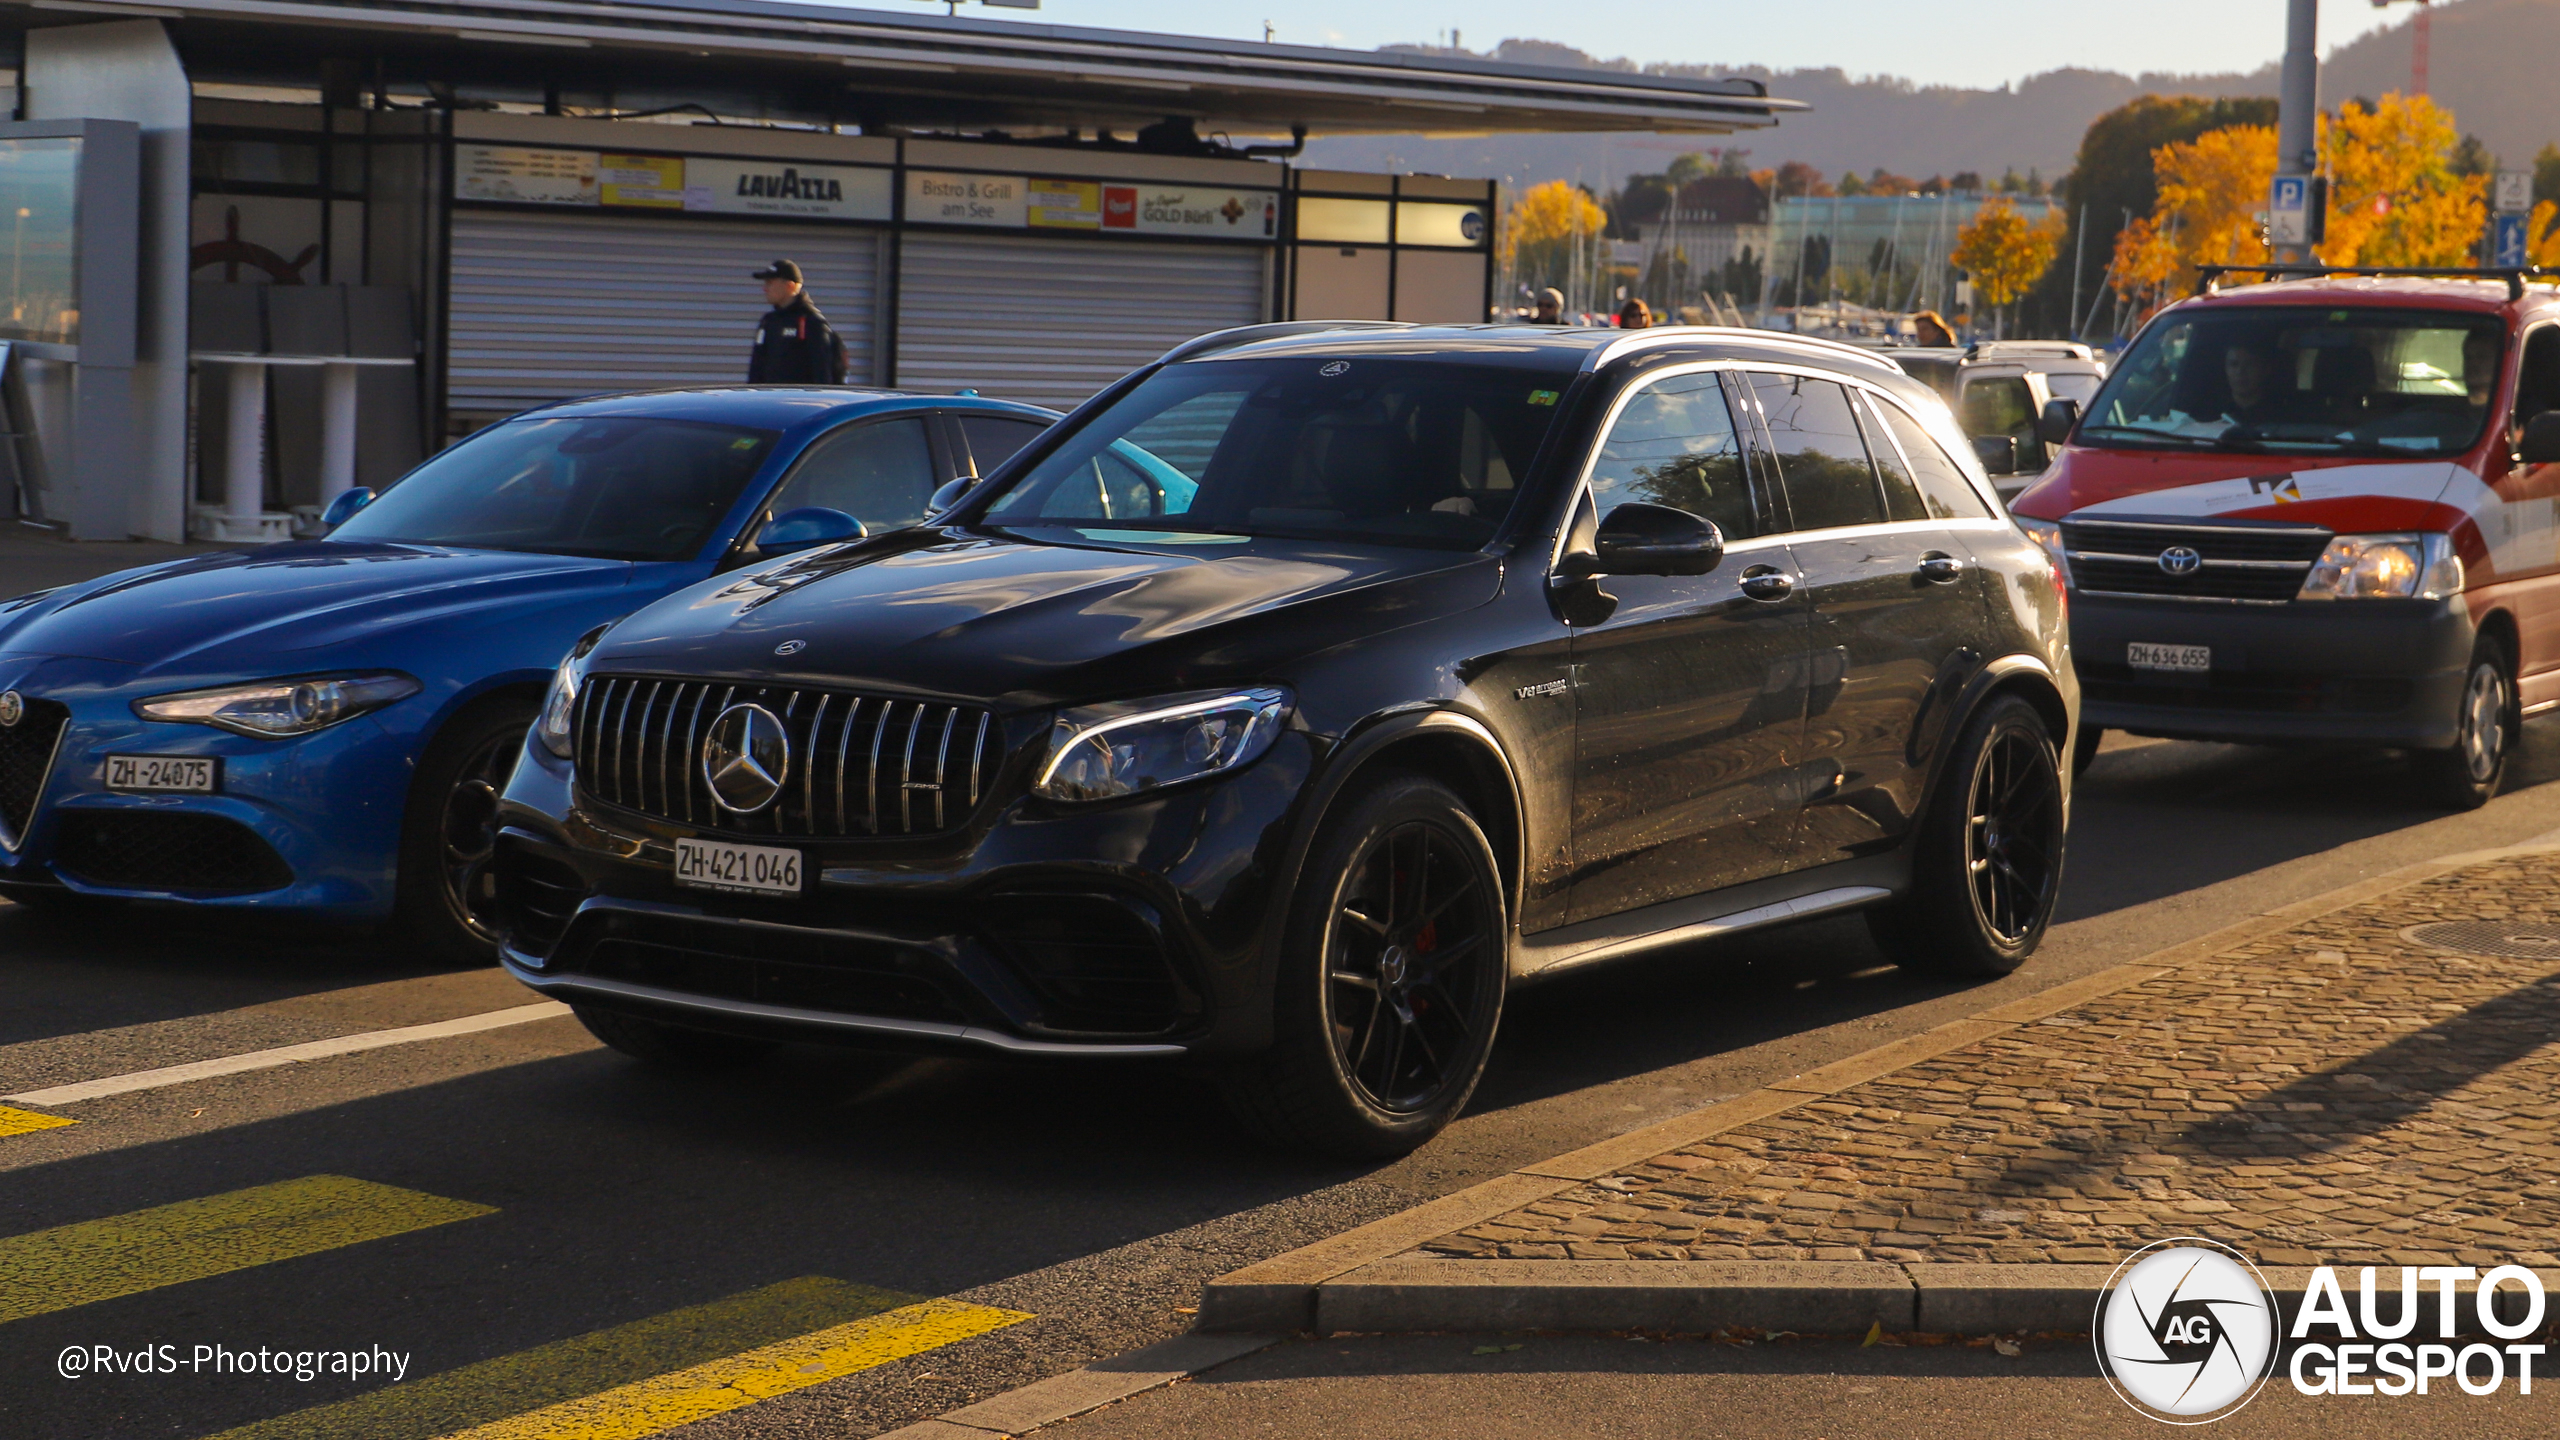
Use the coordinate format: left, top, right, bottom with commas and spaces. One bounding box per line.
0, 1104, 76, 1138
203, 1277, 1028, 1440
0, 1175, 492, 1325
440, 1297, 1030, 1440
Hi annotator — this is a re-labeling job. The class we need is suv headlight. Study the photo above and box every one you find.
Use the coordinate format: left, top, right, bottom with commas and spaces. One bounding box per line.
133, 673, 421, 738
2014, 517, 2069, 577
536, 625, 613, 759
1035, 687, 1291, 803
2297, 533, 2463, 601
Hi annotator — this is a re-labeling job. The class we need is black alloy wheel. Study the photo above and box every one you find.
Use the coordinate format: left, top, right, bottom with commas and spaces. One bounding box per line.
1868, 694, 2066, 977
395, 698, 537, 965
1223, 776, 1508, 1157
2416, 635, 2515, 811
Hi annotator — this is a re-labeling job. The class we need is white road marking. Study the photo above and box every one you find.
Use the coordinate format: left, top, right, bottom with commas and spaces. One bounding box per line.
2, 1002, 575, 1108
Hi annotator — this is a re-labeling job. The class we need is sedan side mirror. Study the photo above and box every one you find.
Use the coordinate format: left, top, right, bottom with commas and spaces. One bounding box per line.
2521, 410, 2560, 465
1560, 502, 1726, 578
927, 478, 973, 515
2037, 398, 2080, 447
319, 487, 375, 529
755, 506, 865, 558
1972, 434, 2020, 476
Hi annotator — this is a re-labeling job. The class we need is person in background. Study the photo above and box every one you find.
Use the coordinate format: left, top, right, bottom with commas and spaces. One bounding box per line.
748, 259, 848, 384
1531, 288, 1566, 325
1616, 298, 1653, 330
1910, 310, 1958, 348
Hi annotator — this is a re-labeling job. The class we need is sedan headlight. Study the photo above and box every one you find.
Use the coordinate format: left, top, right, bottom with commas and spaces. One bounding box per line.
2297, 533, 2463, 601
536, 625, 613, 759
134, 673, 421, 738
2013, 517, 2069, 577
1035, 687, 1291, 803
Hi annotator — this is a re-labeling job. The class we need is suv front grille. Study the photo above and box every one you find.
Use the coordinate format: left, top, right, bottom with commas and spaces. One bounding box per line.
574, 675, 1001, 839
0, 696, 70, 850
2062, 517, 2332, 603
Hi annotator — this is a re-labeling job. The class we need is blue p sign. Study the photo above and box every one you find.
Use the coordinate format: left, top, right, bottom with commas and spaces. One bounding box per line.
2270, 176, 2307, 213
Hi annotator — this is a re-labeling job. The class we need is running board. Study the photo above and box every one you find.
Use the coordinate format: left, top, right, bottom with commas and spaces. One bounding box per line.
1516, 885, 1893, 979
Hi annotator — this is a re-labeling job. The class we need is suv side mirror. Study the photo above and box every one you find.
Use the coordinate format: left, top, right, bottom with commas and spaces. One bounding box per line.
927, 478, 973, 514
319, 487, 374, 529
1560, 502, 1726, 578
1973, 434, 2019, 476
2037, 398, 2080, 447
2521, 410, 2560, 465
755, 506, 865, 558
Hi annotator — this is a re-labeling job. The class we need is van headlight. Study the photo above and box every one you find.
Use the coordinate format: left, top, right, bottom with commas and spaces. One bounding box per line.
537, 625, 613, 759
1035, 687, 1291, 803
2297, 533, 2463, 600
133, 673, 421, 738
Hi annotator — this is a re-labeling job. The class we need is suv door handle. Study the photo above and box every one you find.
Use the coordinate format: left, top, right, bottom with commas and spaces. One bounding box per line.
1738, 565, 1794, 602
1918, 552, 1965, 585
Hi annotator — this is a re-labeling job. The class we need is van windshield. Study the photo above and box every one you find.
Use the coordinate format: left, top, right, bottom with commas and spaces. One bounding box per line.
2078, 306, 2504, 457
981, 357, 1575, 550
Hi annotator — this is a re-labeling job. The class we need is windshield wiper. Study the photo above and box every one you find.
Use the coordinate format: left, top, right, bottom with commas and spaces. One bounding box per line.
2075, 426, 2223, 449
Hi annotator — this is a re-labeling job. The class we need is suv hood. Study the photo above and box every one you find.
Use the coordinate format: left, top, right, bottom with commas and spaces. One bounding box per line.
0, 543, 636, 672
590, 526, 1500, 707
2012, 448, 2468, 532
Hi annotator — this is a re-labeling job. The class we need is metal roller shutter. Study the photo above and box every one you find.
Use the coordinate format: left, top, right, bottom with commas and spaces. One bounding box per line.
895, 234, 1267, 410
447, 211, 880, 418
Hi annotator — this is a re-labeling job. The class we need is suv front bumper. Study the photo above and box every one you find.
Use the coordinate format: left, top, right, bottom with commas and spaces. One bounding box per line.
2070, 592, 2473, 748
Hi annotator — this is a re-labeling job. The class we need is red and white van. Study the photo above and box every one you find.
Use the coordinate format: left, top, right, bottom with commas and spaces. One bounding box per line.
2011, 268, 2560, 806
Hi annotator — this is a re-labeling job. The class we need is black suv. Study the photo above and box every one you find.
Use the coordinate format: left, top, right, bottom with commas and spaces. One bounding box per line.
488, 323, 2077, 1156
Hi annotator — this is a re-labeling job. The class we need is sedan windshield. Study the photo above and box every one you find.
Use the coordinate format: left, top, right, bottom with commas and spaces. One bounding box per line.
2079, 306, 2503, 457
982, 357, 1576, 549
330, 417, 778, 561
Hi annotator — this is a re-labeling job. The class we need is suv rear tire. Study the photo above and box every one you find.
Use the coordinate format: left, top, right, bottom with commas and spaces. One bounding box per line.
1868, 694, 2066, 978
2416, 635, 2514, 811
574, 1005, 777, 1070
1221, 776, 1508, 1158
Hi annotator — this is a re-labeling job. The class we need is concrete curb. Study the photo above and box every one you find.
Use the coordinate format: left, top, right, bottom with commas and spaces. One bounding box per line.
1200, 840, 2560, 1337
873, 1331, 1280, 1440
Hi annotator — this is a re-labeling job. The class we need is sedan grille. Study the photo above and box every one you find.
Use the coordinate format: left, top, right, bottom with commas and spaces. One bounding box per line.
0, 696, 70, 851
2061, 518, 2332, 604
573, 675, 1001, 838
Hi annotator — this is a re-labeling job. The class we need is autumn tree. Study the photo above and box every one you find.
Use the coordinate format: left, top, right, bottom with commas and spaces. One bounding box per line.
1953, 198, 2066, 337
2320, 94, 2489, 266
1503, 180, 1607, 299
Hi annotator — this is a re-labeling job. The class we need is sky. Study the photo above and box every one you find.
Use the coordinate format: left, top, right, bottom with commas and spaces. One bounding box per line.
911, 0, 2412, 92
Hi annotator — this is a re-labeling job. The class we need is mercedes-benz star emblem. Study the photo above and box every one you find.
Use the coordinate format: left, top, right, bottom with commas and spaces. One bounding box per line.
774, 639, 806, 657
0, 691, 19, 728
1319, 360, 1350, 377
2157, 545, 2204, 577
702, 704, 790, 814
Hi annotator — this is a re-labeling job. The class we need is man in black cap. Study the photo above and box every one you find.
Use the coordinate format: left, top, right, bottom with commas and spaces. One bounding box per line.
748, 259, 848, 384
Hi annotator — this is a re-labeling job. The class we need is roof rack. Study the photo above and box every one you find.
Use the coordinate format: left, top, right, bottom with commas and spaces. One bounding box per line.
2194, 263, 2552, 302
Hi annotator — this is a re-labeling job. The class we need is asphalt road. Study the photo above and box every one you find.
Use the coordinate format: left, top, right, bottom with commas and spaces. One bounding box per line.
7, 537, 2560, 1439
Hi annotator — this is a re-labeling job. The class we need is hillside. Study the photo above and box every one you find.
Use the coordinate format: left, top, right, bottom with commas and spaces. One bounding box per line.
1304, 0, 2560, 190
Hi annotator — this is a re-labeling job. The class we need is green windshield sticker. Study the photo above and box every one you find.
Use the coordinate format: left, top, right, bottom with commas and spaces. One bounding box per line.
732, 437, 759, 449
1527, 390, 1559, 406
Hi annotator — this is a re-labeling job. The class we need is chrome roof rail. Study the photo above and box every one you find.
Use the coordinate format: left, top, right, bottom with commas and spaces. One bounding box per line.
1588, 325, 1907, 378
1158, 321, 1416, 364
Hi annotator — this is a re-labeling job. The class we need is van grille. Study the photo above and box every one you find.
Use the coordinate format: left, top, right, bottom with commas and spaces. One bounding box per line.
2061, 517, 2331, 603
574, 675, 1000, 839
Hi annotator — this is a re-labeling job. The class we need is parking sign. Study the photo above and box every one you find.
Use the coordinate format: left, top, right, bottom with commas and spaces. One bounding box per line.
2496, 170, 2533, 214
2494, 212, 2530, 267
2268, 176, 2309, 245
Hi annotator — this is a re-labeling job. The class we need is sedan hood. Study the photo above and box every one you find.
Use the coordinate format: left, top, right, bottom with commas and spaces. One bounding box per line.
592, 526, 1500, 706
0, 543, 635, 672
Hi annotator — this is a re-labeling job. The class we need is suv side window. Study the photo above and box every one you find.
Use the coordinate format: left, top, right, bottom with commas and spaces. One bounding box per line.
957, 414, 1048, 477
1960, 374, 2043, 471
1747, 371, 1883, 531
1586, 370, 1757, 540
1868, 394, 1993, 520
2517, 328, 2560, 433
764, 416, 936, 532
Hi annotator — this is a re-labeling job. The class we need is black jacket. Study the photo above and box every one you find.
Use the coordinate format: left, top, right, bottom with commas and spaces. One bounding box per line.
749, 293, 847, 384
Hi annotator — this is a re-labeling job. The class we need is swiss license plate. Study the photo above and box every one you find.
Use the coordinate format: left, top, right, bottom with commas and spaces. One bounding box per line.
673, 837, 803, 897
2127, 642, 2211, 675
103, 755, 220, 793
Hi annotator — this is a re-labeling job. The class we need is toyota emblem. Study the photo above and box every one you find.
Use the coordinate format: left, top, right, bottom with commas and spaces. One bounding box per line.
0, 691, 19, 728
2157, 545, 2204, 577
702, 704, 790, 813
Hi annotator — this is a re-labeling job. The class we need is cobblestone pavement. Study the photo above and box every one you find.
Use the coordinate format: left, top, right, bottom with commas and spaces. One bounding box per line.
1424, 854, 2560, 1269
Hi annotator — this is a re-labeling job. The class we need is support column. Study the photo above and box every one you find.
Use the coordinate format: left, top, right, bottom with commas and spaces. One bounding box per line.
225, 360, 267, 523
318, 362, 358, 505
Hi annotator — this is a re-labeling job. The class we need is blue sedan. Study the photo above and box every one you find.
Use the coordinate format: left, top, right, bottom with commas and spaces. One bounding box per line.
0, 387, 1056, 959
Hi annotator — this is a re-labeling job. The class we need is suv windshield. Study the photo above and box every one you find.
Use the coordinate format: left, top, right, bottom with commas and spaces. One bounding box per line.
2079, 305, 2503, 457
982, 357, 1576, 549
330, 416, 778, 561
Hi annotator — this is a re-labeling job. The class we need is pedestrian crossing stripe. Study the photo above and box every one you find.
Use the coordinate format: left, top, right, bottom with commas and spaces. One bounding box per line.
0, 1175, 493, 1326
202, 1277, 1029, 1440
0, 1104, 76, 1138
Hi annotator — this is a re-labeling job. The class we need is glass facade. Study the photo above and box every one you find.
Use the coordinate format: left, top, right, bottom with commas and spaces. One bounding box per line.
0, 136, 80, 346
